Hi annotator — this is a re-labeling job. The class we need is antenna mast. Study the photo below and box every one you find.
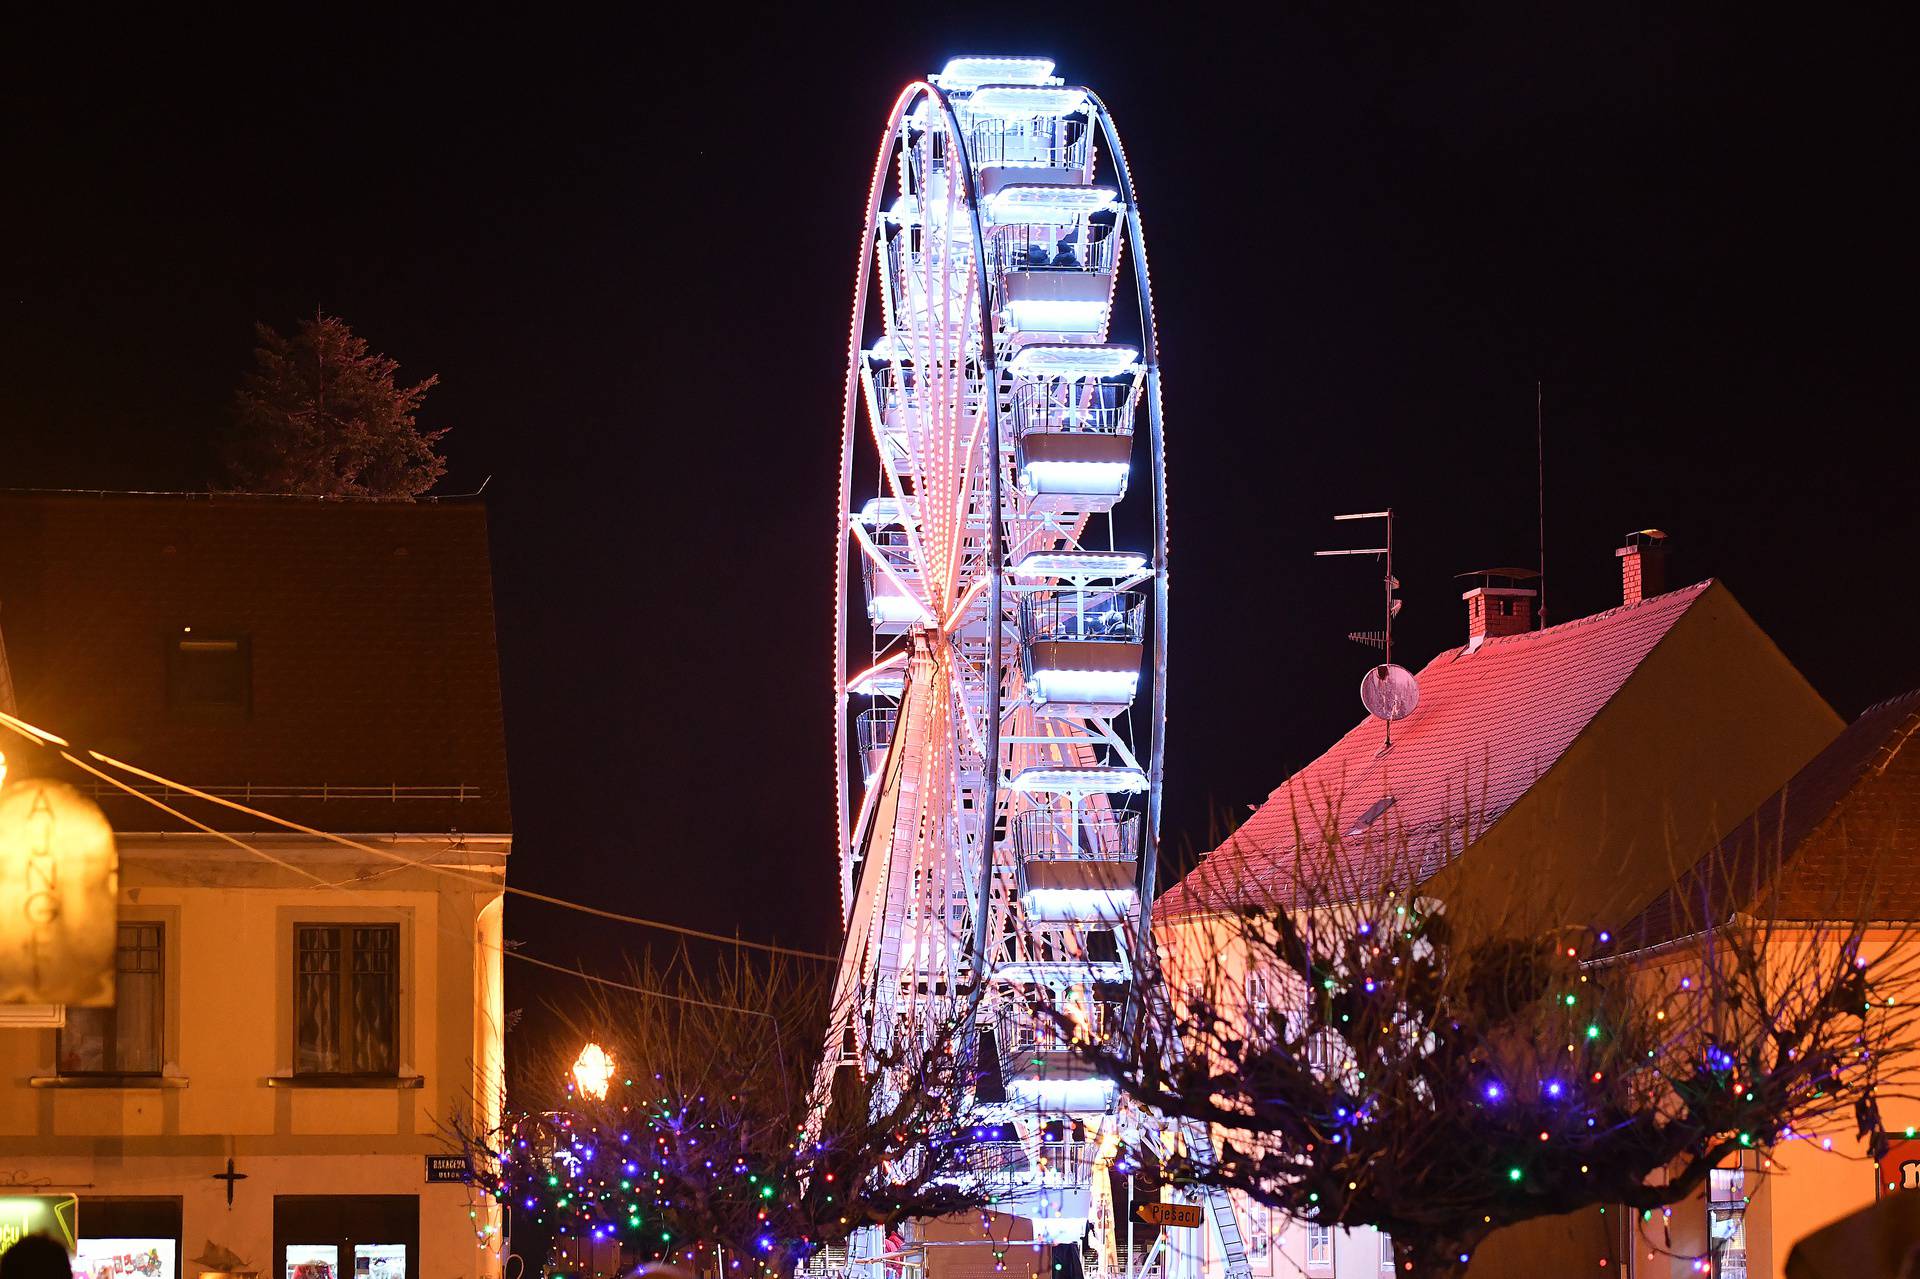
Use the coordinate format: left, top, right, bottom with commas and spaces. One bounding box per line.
1536, 379, 1546, 629
1318, 509, 1416, 744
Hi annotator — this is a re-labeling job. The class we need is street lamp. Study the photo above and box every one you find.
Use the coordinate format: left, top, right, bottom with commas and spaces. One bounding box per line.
572, 1041, 614, 1101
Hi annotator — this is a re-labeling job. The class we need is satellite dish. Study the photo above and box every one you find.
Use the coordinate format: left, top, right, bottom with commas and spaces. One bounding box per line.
1360, 663, 1420, 722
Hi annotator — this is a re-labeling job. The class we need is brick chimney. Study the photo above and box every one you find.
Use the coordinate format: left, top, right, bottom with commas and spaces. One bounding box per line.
1616, 529, 1670, 605
1458, 568, 1540, 647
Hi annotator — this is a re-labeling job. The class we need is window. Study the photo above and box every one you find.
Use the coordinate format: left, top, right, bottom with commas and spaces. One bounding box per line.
1379, 1231, 1397, 1274
1245, 973, 1271, 1028
59, 922, 164, 1074
295, 925, 399, 1075
1709, 1168, 1748, 1279
1307, 1031, 1338, 1076
1345, 795, 1396, 836
1305, 1224, 1333, 1274
167, 631, 250, 712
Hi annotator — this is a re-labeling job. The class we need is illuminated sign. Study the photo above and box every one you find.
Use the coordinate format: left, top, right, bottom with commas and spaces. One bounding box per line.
0, 1195, 80, 1254
0, 778, 119, 1007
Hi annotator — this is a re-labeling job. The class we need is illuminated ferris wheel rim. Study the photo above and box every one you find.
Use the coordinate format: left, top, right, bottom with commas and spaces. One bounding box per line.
831, 62, 1171, 943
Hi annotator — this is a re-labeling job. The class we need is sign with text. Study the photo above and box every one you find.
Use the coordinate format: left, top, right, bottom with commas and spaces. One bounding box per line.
425, 1154, 473, 1184
1876, 1138, 1920, 1196
1136, 1202, 1204, 1229
0, 779, 119, 1006
0, 1194, 79, 1253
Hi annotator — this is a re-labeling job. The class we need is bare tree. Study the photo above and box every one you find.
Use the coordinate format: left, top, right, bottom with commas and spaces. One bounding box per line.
1074, 806, 1920, 1278
224, 311, 447, 496
469, 949, 997, 1278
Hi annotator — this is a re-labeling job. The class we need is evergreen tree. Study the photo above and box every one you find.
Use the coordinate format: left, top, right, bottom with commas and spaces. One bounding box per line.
224, 312, 447, 496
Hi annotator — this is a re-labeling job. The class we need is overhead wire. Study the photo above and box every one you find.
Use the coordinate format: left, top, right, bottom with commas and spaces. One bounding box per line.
24, 720, 779, 1016
0, 708, 837, 962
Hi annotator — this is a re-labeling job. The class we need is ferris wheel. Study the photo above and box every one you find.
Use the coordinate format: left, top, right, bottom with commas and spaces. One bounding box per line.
823, 57, 1243, 1269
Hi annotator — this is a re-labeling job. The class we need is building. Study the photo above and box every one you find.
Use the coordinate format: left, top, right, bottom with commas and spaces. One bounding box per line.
1154, 533, 1844, 1279
0, 491, 511, 1279
1619, 688, 1920, 1278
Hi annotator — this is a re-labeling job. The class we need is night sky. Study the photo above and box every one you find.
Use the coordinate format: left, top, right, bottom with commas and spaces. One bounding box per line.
5, 10, 1914, 1042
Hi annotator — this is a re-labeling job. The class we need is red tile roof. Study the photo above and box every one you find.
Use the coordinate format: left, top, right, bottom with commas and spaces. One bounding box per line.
1625, 688, 1920, 943
0, 491, 510, 835
1158, 581, 1713, 917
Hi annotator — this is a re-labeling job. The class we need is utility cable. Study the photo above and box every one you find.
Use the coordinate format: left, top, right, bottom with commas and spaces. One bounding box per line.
0, 708, 837, 962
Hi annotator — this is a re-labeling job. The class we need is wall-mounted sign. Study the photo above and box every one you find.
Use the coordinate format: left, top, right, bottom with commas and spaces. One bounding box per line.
1876, 1138, 1920, 1196
0, 778, 119, 1007
425, 1154, 472, 1184
0, 1194, 80, 1254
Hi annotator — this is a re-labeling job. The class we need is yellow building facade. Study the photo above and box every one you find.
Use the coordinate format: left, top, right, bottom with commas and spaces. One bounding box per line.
0, 492, 514, 1278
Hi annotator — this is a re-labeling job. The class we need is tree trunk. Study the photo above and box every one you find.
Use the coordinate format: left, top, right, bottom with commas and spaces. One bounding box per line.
1394, 1230, 1486, 1279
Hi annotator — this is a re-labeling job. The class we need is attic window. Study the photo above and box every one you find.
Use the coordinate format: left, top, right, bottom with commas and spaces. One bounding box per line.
1345, 795, 1396, 837
167, 631, 251, 713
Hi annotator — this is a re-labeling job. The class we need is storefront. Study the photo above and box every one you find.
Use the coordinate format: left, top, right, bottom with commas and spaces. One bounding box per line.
72, 1198, 183, 1279
273, 1196, 417, 1279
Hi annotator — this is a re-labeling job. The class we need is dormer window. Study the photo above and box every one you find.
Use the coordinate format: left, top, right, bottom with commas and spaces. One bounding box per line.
167, 630, 250, 714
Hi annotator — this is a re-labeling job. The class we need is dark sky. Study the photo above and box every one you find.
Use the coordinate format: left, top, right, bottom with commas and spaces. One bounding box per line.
5, 9, 1914, 1035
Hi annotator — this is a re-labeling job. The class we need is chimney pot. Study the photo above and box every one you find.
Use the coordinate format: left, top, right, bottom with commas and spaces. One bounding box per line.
1457, 568, 1540, 646
1616, 529, 1670, 605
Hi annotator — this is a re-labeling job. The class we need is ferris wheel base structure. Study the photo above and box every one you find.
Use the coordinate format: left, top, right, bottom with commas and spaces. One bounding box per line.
823, 55, 1249, 1279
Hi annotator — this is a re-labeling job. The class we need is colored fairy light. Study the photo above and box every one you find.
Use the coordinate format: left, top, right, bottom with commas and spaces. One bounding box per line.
1486, 1082, 1504, 1101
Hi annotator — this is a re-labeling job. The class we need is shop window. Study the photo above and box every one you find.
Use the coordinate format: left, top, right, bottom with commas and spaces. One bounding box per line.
275, 1195, 418, 1279
59, 922, 164, 1074
74, 1197, 182, 1278
295, 924, 399, 1075
1708, 1167, 1748, 1279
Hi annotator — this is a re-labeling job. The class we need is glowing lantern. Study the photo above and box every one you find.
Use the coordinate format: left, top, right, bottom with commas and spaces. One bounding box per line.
0, 776, 119, 1007
572, 1041, 614, 1100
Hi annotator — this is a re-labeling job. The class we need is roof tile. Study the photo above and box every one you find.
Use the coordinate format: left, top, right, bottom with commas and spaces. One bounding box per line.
1160, 582, 1712, 916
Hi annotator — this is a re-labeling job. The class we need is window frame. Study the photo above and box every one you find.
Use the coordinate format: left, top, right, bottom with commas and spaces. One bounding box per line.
1305, 1224, 1334, 1274
57, 920, 165, 1076
293, 922, 401, 1077
165, 629, 252, 716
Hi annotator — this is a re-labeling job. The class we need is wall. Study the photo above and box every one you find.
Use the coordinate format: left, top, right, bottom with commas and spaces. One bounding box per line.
1433, 582, 1842, 935
0, 834, 507, 1277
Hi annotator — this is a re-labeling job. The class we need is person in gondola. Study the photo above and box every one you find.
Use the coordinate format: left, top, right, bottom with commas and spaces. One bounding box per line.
1052, 226, 1081, 268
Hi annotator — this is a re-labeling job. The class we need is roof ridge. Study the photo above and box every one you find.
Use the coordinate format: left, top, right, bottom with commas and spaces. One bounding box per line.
1426, 579, 1715, 665
1864, 691, 1920, 778
0, 487, 486, 505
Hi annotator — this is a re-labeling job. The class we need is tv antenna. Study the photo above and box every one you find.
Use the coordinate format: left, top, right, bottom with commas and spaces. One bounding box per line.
1316, 509, 1419, 744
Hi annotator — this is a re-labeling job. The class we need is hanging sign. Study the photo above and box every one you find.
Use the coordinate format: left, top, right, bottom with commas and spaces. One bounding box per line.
1135, 1203, 1204, 1229
0, 777, 119, 1006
